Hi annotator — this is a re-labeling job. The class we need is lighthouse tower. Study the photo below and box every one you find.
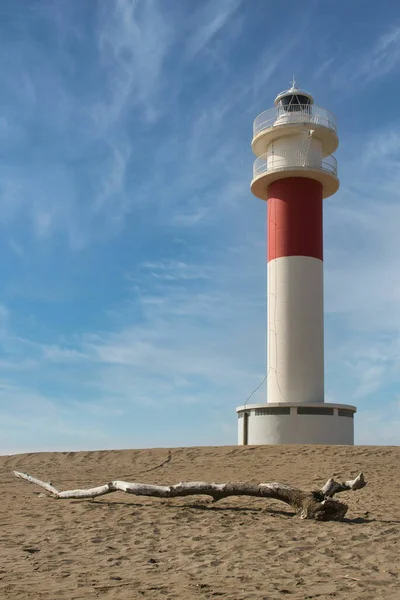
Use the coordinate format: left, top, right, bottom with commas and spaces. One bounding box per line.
236, 81, 356, 445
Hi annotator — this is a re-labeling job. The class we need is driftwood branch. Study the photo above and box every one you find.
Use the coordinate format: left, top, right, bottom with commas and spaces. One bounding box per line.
13, 471, 366, 521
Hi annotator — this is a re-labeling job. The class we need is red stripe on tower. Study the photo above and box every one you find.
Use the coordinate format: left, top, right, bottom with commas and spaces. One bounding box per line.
267, 178, 323, 262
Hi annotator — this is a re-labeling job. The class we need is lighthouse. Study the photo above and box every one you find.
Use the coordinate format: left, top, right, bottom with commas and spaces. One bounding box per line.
236, 81, 356, 445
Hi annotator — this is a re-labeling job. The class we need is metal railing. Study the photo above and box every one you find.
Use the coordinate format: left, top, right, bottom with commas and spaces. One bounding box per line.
253, 105, 337, 138
253, 150, 337, 180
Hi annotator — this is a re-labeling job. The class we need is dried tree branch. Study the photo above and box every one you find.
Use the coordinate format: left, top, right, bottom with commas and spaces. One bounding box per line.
13, 470, 366, 521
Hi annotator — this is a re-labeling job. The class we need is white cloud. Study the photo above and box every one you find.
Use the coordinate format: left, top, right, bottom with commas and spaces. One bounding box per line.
325, 132, 400, 334
314, 57, 335, 80
0, 242, 267, 444
91, 137, 132, 215
364, 26, 400, 81
322, 122, 400, 410
184, 0, 242, 61
332, 25, 400, 88
356, 402, 400, 445
94, 0, 173, 128
0, 382, 113, 454
139, 260, 212, 281
33, 208, 53, 238
9, 240, 24, 256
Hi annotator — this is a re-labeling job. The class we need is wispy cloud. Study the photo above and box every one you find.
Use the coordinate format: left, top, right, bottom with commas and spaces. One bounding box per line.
356, 401, 400, 445
0, 240, 267, 450
9, 240, 24, 257
313, 57, 335, 80
184, 0, 242, 61
91, 137, 132, 216
325, 127, 400, 334
0, 381, 113, 455
332, 25, 400, 88
322, 122, 400, 415
139, 260, 212, 281
94, 0, 173, 128
365, 26, 400, 81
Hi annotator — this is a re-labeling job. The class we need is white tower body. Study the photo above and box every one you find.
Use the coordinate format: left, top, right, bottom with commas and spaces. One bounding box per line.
236, 83, 356, 445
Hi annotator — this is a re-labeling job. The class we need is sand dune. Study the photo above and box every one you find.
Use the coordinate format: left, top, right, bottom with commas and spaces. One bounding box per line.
1, 445, 399, 599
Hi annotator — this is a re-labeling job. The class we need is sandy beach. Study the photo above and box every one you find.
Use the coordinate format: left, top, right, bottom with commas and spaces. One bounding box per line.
1, 445, 399, 599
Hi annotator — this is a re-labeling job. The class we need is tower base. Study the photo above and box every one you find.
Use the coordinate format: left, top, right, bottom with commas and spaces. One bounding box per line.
236, 403, 356, 445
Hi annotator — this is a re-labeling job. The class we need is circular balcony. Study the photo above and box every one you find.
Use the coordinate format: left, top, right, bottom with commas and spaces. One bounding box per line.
252, 105, 338, 157
251, 151, 339, 200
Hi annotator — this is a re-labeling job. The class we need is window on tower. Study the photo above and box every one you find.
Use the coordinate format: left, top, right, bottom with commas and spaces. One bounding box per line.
278, 94, 311, 113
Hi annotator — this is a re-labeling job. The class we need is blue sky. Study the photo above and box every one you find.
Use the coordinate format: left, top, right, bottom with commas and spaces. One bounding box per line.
0, 0, 399, 454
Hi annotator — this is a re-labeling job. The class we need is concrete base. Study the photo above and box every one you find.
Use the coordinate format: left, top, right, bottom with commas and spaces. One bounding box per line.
236, 403, 356, 445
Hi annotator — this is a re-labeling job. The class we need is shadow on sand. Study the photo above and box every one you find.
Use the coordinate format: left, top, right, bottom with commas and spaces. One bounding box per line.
81, 498, 400, 524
